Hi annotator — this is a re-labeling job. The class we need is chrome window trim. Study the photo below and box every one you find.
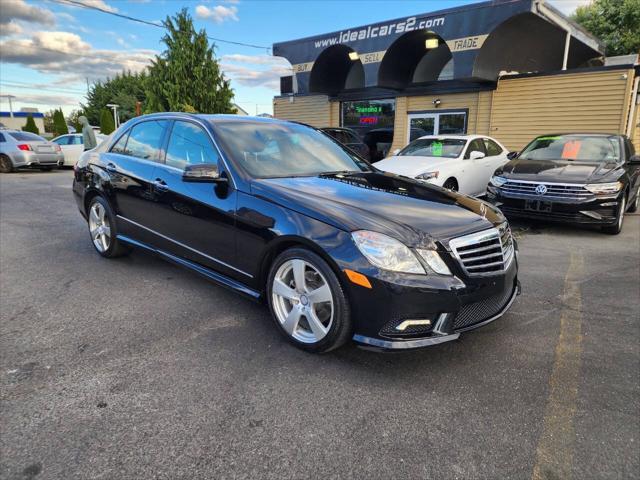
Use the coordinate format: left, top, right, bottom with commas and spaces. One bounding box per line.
116, 215, 253, 278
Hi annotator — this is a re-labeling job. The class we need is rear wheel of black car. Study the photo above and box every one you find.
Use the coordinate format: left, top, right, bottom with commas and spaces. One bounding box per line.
0, 155, 14, 173
602, 195, 626, 235
87, 196, 130, 258
267, 248, 351, 353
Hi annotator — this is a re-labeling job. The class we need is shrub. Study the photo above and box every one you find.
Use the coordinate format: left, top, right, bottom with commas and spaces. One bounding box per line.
21, 114, 40, 135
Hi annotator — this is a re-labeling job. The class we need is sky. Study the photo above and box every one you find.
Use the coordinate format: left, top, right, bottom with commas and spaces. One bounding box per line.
0, 0, 590, 118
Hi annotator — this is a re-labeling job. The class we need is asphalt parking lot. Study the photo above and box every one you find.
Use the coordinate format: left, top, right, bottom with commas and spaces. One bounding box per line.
1, 169, 639, 480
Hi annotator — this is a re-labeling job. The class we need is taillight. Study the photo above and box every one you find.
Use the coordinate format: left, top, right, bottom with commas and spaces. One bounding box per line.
17, 144, 32, 151
54, 144, 62, 152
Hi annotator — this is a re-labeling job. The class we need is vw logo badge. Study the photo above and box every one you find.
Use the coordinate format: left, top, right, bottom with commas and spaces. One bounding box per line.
535, 184, 548, 195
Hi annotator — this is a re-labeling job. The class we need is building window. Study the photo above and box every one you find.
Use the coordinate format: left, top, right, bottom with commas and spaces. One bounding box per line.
341, 99, 396, 138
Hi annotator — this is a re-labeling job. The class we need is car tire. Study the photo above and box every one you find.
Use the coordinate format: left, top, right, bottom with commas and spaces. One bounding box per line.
602, 195, 626, 235
267, 247, 352, 353
628, 188, 639, 213
87, 196, 130, 258
0, 155, 14, 173
443, 178, 458, 191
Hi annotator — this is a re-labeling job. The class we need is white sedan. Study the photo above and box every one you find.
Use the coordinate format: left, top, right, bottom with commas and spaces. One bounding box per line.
52, 133, 106, 167
375, 135, 510, 197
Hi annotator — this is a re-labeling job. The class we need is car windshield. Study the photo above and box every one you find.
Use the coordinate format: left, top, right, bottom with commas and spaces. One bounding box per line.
398, 138, 466, 158
8, 131, 46, 142
519, 135, 621, 162
213, 121, 371, 178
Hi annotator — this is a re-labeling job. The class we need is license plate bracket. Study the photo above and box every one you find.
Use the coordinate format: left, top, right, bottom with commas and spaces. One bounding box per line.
525, 200, 552, 212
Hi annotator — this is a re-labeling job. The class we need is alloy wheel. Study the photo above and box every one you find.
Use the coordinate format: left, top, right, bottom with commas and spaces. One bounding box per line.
88, 202, 112, 253
617, 196, 626, 230
271, 259, 334, 344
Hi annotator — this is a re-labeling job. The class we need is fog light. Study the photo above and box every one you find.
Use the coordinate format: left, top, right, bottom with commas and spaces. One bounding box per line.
395, 319, 432, 331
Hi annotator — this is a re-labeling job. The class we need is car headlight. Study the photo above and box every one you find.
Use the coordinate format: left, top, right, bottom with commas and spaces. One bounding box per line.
351, 231, 424, 274
490, 175, 507, 187
416, 171, 439, 181
416, 249, 452, 275
584, 182, 623, 195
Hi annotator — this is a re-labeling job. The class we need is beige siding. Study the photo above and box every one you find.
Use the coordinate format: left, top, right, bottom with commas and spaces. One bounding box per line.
489, 69, 634, 151
273, 95, 331, 127
330, 101, 340, 127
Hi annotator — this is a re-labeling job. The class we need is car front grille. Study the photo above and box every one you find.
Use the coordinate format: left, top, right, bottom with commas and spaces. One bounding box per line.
453, 285, 514, 330
449, 224, 514, 276
501, 180, 593, 200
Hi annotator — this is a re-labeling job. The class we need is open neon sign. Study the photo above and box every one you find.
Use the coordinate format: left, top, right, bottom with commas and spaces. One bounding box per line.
359, 116, 379, 125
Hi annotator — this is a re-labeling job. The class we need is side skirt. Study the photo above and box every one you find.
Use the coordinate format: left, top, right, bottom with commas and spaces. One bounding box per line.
117, 234, 261, 301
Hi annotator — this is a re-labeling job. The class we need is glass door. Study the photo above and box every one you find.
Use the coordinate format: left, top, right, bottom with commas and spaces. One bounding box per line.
407, 111, 467, 142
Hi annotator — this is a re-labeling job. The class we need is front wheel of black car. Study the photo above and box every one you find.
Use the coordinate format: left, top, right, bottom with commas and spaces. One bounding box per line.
267, 248, 352, 353
87, 196, 130, 258
602, 195, 626, 235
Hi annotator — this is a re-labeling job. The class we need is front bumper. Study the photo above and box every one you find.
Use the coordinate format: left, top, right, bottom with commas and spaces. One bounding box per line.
487, 186, 620, 225
348, 251, 520, 350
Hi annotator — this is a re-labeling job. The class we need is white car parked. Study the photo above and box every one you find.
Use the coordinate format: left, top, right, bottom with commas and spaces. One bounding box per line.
375, 135, 511, 197
52, 133, 107, 167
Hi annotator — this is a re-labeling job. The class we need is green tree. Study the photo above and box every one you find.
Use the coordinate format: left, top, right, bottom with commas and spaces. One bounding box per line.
82, 71, 147, 125
53, 109, 68, 137
21, 114, 40, 135
100, 108, 115, 135
572, 0, 640, 56
67, 109, 85, 133
43, 109, 56, 133
144, 9, 234, 114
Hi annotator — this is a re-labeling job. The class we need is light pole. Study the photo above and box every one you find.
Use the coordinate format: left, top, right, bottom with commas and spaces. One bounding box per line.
0, 95, 16, 118
106, 103, 120, 129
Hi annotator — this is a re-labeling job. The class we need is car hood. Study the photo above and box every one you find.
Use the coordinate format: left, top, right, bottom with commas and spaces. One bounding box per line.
251, 172, 502, 247
375, 155, 452, 178
498, 158, 624, 183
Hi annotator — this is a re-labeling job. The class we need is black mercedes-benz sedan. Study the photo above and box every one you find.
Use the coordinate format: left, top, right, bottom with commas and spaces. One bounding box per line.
73, 113, 519, 353
487, 134, 640, 234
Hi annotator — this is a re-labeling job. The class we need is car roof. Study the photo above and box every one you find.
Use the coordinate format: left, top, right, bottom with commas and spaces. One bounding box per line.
414, 134, 484, 141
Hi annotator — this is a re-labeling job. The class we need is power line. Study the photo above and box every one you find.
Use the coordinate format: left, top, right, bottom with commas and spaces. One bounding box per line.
0, 82, 86, 95
53, 0, 272, 52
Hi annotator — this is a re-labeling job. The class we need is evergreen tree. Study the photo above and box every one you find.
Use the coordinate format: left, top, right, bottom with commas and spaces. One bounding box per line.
145, 9, 234, 114
21, 114, 40, 135
100, 108, 115, 135
53, 109, 68, 137
82, 71, 147, 125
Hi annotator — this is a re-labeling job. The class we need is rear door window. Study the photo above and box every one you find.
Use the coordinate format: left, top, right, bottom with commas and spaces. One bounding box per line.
111, 131, 130, 155
71, 136, 84, 145
124, 120, 168, 162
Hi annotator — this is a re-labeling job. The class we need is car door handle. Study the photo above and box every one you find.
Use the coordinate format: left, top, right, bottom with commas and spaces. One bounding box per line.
105, 162, 118, 173
153, 178, 169, 192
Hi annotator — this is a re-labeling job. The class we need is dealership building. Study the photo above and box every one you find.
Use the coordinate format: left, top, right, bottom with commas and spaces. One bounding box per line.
272, 0, 640, 156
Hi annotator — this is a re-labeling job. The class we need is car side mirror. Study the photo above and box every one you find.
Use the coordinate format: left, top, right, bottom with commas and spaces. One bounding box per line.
392, 149, 400, 155
507, 151, 518, 160
469, 150, 486, 160
182, 163, 227, 183
629, 154, 640, 165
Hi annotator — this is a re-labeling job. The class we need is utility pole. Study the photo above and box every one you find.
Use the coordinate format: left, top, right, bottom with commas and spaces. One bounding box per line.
0, 94, 16, 117
106, 103, 120, 128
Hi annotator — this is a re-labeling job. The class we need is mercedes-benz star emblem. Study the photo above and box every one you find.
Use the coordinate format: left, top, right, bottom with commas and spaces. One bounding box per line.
535, 184, 548, 195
